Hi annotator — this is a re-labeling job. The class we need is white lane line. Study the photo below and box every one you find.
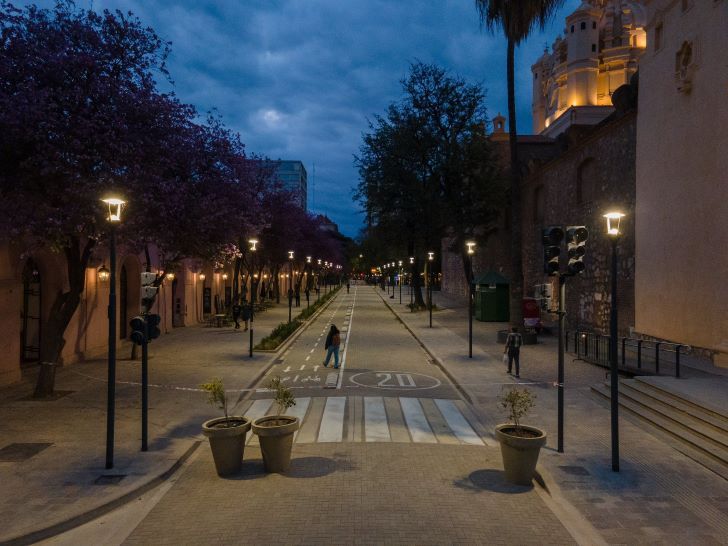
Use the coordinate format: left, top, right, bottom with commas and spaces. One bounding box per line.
283, 366, 291, 373
299, 364, 306, 370
364, 397, 390, 442
245, 399, 275, 444
313, 365, 319, 372
309, 348, 315, 353
318, 397, 346, 442
336, 286, 357, 389
305, 355, 310, 361
434, 399, 483, 445
400, 398, 436, 443
287, 397, 310, 441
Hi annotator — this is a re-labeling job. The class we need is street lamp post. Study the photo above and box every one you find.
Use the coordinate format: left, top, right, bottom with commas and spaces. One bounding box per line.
428, 252, 434, 328
249, 239, 258, 357
409, 257, 414, 308
398, 260, 403, 304
466, 242, 476, 358
288, 251, 294, 323
605, 211, 625, 472
102, 197, 125, 469
199, 273, 206, 323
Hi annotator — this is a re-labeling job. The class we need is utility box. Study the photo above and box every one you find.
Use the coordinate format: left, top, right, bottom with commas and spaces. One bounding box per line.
474, 272, 510, 322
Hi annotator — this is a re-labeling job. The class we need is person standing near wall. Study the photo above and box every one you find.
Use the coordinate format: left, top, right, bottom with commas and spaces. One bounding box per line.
504, 326, 523, 378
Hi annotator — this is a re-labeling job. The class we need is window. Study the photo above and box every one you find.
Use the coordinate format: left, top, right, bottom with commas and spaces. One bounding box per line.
571, 25, 574, 33
535, 72, 538, 80
580, 21, 586, 30
654, 23, 663, 51
592, 44, 597, 52
592, 21, 597, 29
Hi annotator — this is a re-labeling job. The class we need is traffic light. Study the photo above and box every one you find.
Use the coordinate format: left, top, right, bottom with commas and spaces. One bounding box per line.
146, 314, 161, 340
566, 226, 589, 275
129, 316, 146, 346
542, 226, 564, 276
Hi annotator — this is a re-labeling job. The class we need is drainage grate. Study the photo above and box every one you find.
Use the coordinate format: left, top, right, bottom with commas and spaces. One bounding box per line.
558, 465, 590, 476
94, 474, 126, 485
0, 442, 53, 462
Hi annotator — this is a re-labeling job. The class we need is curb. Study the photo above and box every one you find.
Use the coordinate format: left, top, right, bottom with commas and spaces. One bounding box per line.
0, 441, 202, 546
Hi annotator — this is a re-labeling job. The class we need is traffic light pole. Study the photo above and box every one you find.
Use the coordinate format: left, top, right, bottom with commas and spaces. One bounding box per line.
557, 275, 566, 453
141, 316, 149, 452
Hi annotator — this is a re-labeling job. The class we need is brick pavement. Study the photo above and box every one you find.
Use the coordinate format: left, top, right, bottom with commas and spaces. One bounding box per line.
0, 297, 333, 545
384, 287, 728, 545
124, 443, 575, 546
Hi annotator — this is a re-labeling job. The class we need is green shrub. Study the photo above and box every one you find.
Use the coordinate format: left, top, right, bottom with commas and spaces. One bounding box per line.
499, 387, 535, 432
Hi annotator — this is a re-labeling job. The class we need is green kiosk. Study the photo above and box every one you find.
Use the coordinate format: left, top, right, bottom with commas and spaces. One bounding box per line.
474, 271, 510, 322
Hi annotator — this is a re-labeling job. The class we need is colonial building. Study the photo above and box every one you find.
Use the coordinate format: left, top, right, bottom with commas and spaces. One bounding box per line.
532, 0, 646, 136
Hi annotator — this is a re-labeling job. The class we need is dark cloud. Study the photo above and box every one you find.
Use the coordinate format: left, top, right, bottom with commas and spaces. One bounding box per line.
19, 0, 580, 236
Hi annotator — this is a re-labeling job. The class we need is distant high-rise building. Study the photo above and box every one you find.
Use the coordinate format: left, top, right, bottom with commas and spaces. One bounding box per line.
273, 160, 307, 210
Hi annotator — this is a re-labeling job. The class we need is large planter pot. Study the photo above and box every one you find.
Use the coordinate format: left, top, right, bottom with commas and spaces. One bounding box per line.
252, 415, 300, 473
202, 416, 251, 477
495, 424, 547, 486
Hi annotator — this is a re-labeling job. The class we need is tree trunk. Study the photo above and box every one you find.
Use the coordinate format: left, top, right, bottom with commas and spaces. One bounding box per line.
34, 237, 95, 398
507, 38, 524, 332
412, 257, 426, 308
232, 256, 242, 303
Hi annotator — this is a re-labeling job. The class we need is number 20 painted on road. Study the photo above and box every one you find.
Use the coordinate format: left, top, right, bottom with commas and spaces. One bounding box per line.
376, 373, 416, 387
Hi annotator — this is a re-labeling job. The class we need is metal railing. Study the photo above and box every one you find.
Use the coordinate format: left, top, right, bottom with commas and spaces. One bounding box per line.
566, 330, 689, 378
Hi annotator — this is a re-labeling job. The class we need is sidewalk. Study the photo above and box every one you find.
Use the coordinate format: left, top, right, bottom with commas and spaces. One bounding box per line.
381, 287, 728, 545
0, 298, 322, 545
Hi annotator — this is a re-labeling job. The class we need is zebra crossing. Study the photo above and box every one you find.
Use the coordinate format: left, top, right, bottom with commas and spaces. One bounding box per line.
238, 396, 496, 447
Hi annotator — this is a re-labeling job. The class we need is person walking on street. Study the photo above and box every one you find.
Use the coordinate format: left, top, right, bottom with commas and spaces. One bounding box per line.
346, 281, 350, 294
240, 300, 250, 332
504, 326, 523, 378
231, 300, 241, 329
323, 325, 341, 369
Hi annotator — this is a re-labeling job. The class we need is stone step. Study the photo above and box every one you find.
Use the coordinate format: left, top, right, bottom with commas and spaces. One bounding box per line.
591, 383, 728, 480
620, 379, 728, 440
633, 377, 728, 426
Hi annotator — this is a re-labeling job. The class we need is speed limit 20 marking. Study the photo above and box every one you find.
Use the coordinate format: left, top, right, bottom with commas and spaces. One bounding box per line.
349, 371, 441, 390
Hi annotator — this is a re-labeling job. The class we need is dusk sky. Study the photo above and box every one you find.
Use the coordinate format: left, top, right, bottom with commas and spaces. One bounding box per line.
22, 0, 581, 237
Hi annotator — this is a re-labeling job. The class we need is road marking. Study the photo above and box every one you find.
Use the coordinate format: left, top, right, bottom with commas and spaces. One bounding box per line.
400, 397, 436, 443
337, 286, 357, 389
286, 397, 310, 441
305, 355, 310, 361
283, 366, 291, 373
299, 364, 306, 370
310, 348, 315, 353
313, 365, 319, 372
364, 396, 390, 442
434, 399, 483, 445
318, 397, 346, 442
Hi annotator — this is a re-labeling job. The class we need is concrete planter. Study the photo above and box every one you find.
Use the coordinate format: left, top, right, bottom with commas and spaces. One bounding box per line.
495, 424, 547, 486
252, 415, 300, 473
202, 416, 251, 477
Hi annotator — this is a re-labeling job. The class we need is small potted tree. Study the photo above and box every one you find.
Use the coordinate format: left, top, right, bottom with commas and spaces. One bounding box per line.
495, 386, 547, 486
252, 376, 299, 473
201, 378, 251, 477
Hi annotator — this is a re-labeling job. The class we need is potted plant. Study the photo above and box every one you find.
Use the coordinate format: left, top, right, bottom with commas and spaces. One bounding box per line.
252, 376, 299, 473
201, 378, 251, 477
495, 386, 547, 486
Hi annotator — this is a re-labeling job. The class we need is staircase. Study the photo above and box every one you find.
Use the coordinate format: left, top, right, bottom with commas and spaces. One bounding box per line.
591, 377, 728, 480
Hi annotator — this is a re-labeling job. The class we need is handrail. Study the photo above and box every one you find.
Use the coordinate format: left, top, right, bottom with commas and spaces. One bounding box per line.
568, 330, 690, 378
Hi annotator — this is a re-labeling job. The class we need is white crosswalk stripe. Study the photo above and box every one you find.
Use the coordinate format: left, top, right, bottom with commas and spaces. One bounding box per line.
243, 396, 486, 446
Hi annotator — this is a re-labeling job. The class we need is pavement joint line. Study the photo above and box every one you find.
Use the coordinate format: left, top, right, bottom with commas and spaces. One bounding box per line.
336, 285, 357, 389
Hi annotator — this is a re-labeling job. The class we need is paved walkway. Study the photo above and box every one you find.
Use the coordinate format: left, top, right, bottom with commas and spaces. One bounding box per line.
0, 297, 326, 545
3, 285, 728, 545
383, 287, 728, 546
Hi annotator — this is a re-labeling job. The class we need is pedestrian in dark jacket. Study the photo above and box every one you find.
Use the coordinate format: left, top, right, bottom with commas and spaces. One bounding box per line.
504, 326, 523, 378
231, 300, 241, 329
323, 325, 341, 369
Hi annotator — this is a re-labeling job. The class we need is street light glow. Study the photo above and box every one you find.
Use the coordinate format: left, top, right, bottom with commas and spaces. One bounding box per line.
604, 211, 625, 236
198, 273, 205, 281
98, 265, 110, 282
288, 250, 294, 259
248, 238, 258, 251
466, 241, 476, 255
428, 251, 434, 261
101, 197, 126, 222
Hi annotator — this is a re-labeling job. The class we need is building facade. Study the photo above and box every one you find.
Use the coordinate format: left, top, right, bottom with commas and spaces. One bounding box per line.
274, 160, 308, 211
635, 0, 728, 365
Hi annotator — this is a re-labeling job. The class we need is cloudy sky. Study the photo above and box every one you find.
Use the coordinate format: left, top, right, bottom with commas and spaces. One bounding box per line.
22, 0, 581, 237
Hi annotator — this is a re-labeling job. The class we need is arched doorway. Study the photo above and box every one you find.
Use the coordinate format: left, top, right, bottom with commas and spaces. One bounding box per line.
21, 259, 41, 365
119, 265, 128, 339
